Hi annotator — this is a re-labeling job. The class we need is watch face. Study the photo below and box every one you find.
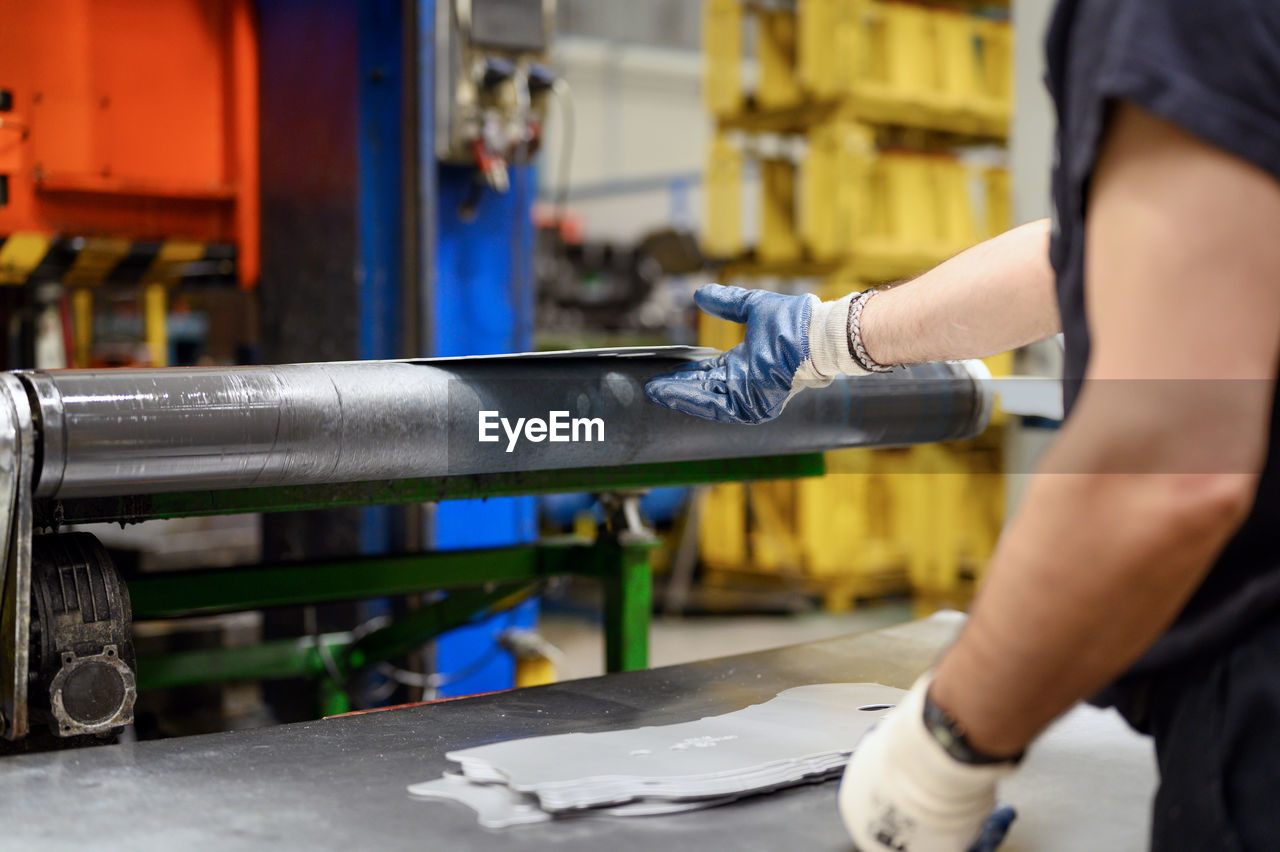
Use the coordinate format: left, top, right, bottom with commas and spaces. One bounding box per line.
931, 721, 965, 755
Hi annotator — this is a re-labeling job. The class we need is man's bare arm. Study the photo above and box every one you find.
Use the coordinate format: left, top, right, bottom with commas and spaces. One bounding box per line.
859, 218, 1059, 366
929, 104, 1280, 756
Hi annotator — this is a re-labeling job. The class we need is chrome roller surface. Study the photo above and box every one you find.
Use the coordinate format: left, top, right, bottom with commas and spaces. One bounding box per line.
19, 354, 992, 499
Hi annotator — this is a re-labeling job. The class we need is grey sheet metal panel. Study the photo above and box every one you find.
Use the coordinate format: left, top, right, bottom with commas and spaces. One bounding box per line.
443, 683, 903, 812
20, 354, 992, 499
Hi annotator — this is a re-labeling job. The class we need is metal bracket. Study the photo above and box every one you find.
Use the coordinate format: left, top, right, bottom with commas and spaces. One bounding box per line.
597, 491, 655, 546
0, 374, 35, 739
48, 645, 136, 737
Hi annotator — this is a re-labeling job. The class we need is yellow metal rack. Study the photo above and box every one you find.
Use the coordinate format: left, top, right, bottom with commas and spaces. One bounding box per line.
699, 0, 1014, 611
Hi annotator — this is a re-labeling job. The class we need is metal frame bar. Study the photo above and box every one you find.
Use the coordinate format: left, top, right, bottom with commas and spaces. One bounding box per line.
0, 375, 35, 739
135, 584, 538, 693
129, 534, 660, 701
136, 632, 352, 691
128, 547, 547, 619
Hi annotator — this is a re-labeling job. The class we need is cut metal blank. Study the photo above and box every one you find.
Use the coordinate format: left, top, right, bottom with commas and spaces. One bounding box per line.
408, 774, 742, 828
409, 683, 904, 827
447, 682, 901, 809
408, 774, 550, 829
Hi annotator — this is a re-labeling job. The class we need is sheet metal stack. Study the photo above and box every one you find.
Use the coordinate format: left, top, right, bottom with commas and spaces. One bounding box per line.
407, 683, 904, 828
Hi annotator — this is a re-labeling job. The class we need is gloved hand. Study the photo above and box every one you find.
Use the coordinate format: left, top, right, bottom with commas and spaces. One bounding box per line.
644, 284, 869, 424
840, 674, 1019, 852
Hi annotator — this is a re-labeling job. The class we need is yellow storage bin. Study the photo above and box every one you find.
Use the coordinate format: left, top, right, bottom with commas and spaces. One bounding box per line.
801, 118, 875, 262
867, 2, 936, 104
934, 10, 980, 108
977, 17, 1013, 107
865, 150, 981, 259
699, 482, 749, 571
703, 0, 744, 117
758, 9, 804, 109
704, 131, 745, 258
759, 157, 804, 264
705, 110, 1010, 275
983, 165, 1011, 239
707, 0, 1010, 137
903, 442, 1005, 613
855, 2, 1012, 135
933, 156, 979, 251
801, 448, 913, 581
747, 479, 802, 573
799, 0, 862, 100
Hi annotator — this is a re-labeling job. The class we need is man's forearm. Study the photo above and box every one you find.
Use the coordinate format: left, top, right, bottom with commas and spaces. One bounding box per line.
859, 219, 1058, 366
928, 406, 1257, 757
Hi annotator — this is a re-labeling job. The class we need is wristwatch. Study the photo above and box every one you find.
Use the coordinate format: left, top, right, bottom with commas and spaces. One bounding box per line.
922, 689, 1024, 766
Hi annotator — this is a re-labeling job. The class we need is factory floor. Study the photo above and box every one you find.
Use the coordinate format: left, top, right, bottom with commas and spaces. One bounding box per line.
540, 597, 916, 681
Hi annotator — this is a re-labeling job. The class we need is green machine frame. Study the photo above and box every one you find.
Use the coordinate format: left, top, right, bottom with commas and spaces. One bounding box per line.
40, 454, 824, 714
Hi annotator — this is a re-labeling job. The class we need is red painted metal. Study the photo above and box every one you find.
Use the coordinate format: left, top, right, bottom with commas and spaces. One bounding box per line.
0, 0, 260, 288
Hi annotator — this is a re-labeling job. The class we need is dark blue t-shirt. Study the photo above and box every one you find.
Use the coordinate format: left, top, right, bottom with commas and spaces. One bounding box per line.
1046, 0, 1280, 696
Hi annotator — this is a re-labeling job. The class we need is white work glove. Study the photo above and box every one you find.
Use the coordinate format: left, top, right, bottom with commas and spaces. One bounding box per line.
804, 292, 874, 384
839, 674, 1019, 852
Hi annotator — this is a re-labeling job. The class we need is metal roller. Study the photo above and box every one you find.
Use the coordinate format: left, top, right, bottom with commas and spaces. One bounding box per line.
19, 354, 992, 499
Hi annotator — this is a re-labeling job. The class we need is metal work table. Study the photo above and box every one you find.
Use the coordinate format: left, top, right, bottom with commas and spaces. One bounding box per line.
0, 614, 1156, 851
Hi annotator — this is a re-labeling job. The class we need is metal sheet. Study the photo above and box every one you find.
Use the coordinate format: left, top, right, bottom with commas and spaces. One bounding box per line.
407, 773, 741, 828
408, 774, 551, 828
444, 683, 902, 810
0, 614, 1157, 851
20, 354, 991, 499
422, 345, 715, 361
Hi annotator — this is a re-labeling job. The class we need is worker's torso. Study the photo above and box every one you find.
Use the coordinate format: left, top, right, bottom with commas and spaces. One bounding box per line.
1047, 0, 1280, 699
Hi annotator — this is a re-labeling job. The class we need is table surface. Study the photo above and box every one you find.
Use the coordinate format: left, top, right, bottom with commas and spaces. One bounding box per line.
0, 613, 1157, 851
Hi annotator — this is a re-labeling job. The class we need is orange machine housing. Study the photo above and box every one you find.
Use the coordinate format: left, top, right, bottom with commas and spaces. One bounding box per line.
0, 0, 259, 287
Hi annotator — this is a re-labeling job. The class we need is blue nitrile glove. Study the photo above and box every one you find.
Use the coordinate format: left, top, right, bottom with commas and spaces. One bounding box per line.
645, 284, 870, 424
969, 805, 1018, 852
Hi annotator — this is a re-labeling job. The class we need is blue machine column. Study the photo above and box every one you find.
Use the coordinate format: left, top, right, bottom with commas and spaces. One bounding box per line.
426, 169, 540, 697
411, 0, 544, 696
259, 0, 406, 559
257, 0, 409, 715
259, 0, 545, 703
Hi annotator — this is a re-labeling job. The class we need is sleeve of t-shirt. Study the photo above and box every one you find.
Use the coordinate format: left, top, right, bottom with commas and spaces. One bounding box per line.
1095, 0, 1280, 182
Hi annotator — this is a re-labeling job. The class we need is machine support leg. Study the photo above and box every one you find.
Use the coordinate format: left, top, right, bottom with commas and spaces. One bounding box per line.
598, 492, 655, 673
601, 538, 652, 673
